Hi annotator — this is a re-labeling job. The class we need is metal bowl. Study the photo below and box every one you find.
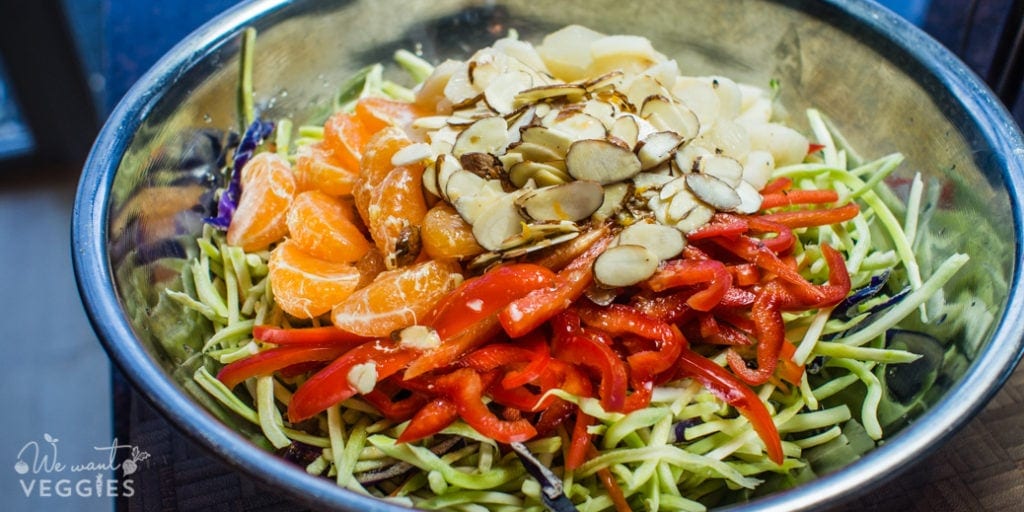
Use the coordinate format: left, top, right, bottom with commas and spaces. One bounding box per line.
73, 0, 1024, 510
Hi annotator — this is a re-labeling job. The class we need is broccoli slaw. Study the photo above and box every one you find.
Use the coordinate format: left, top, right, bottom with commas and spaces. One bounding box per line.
153, 26, 976, 511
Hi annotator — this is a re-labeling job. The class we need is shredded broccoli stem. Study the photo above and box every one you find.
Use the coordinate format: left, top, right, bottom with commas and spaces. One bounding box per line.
238, 27, 257, 130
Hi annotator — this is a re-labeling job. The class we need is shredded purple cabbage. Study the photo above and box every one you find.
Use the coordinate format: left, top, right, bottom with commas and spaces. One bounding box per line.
204, 119, 275, 229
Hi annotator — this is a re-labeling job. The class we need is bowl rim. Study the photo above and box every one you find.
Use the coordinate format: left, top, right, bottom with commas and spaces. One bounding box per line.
72, 0, 1024, 510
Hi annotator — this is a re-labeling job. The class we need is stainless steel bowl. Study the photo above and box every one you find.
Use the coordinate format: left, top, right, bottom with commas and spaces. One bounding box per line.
73, 0, 1024, 510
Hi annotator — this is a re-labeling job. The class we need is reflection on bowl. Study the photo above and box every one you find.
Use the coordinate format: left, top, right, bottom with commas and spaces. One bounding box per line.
73, 0, 1024, 510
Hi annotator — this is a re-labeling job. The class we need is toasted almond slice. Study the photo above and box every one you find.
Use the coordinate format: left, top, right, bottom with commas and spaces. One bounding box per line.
742, 150, 774, 190
547, 111, 607, 141
593, 244, 659, 287
659, 176, 689, 200
468, 49, 509, 88
472, 193, 527, 251
610, 115, 640, 148
500, 220, 579, 250
641, 96, 700, 142
702, 154, 744, 187
443, 61, 482, 107
618, 221, 686, 260
501, 231, 579, 259
452, 179, 505, 224
508, 160, 571, 188
672, 144, 713, 175
422, 162, 440, 198
434, 153, 463, 200
429, 125, 459, 155
444, 170, 487, 203
665, 186, 699, 220
513, 83, 587, 108
634, 170, 675, 192
391, 142, 433, 167
499, 151, 525, 170
506, 105, 537, 145
483, 69, 534, 116
565, 139, 642, 184
593, 182, 632, 222
452, 116, 509, 157
510, 141, 564, 163
411, 115, 452, 131
686, 172, 741, 211
582, 70, 625, 93
517, 180, 604, 222
674, 202, 714, 233
521, 125, 575, 157
641, 59, 680, 89
635, 130, 684, 170
734, 180, 764, 214
581, 100, 617, 128
623, 75, 670, 111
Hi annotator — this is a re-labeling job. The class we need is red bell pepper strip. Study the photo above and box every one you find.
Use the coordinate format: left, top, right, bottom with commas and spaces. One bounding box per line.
252, 325, 369, 345
587, 444, 633, 512
761, 177, 792, 195
746, 216, 796, 254
757, 202, 860, 229
460, 338, 551, 390
687, 214, 750, 240
566, 412, 594, 471
434, 368, 537, 443
726, 280, 786, 386
287, 339, 418, 423
776, 340, 805, 386
403, 264, 557, 379
551, 311, 629, 412
396, 397, 459, 443
630, 291, 694, 324
363, 386, 429, 422
217, 345, 349, 389
500, 331, 551, 389
759, 189, 839, 210
676, 348, 784, 464
499, 234, 613, 338
729, 263, 761, 287
575, 301, 679, 342
645, 258, 732, 311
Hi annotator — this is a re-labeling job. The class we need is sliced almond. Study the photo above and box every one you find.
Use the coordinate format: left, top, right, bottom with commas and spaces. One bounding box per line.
593, 244, 659, 287
593, 182, 631, 222
665, 185, 699, 220
582, 70, 625, 93
733, 180, 763, 214
546, 112, 607, 141
422, 162, 440, 198
508, 160, 571, 188
501, 231, 580, 259
635, 130, 684, 170
415, 59, 461, 113
686, 173, 741, 211
452, 116, 509, 157
443, 60, 482, 107
517, 180, 604, 222
434, 153, 464, 200
565, 139, 642, 184
659, 176, 689, 200
674, 202, 714, 233
513, 83, 587, 108
618, 221, 686, 261
581, 100, 617, 129
634, 170, 675, 192
609, 115, 640, 148
672, 144, 713, 175
510, 141, 564, 163
623, 75, 670, 111
411, 116, 451, 131
702, 154, 744, 187
521, 125, 575, 157
391, 142, 433, 166
429, 125, 460, 155
640, 96, 700, 142
444, 170, 487, 204
452, 179, 504, 224
506, 105, 537, 145
483, 69, 534, 116
471, 193, 526, 251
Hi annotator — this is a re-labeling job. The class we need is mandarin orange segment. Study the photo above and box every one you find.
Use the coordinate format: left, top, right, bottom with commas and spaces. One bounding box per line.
354, 127, 413, 224
287, 190, 372, 263
293, 142, 359, 196
323, 111, 370, 173
368, 164, 428, 267
422, 203, 484, 260
227, 152, 296, 251
331, 259, 461, 337
268, 240, 361, 319
354, 96, 430, 135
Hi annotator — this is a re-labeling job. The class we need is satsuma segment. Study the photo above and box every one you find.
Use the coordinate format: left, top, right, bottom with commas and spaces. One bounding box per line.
368, 164, 428, 268
422, 203, 484, 260
322, 111, 371, 173
227, 152, 296, 251
331, 259, 462, 337
354, 96, 430, 135
287, 190, 371, 263
293, 142, 358, 196
354, 127, 412, 224
268, 239, 361, 319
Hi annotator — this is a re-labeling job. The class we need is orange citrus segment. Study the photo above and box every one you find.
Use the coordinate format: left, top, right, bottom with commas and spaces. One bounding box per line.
355, 96, 430, 135
323, 111, 371, 173
227, 152, 296, 251
354, 127, 412, 224
422, 203, 484, 260
331, 259, 461, 337
287, 190, 372, 263
368, 164, 428, 267
268, 240, 361, 319
293, 142, 359, 196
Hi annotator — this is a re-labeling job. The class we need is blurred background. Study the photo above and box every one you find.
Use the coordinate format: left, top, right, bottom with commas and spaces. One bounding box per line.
1, 0, 1021, 511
